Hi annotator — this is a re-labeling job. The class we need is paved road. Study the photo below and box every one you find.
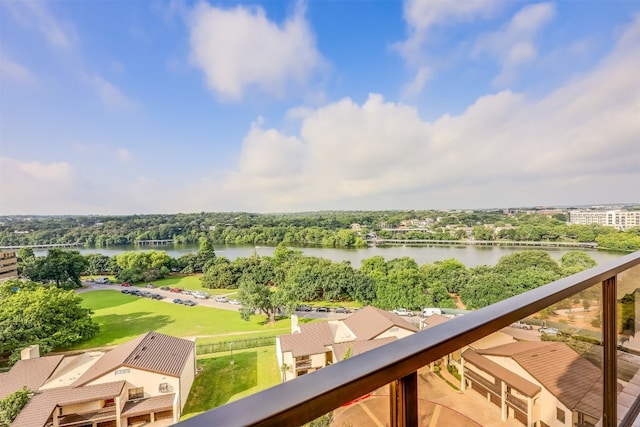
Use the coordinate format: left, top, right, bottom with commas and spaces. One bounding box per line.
78, 281, 353, 320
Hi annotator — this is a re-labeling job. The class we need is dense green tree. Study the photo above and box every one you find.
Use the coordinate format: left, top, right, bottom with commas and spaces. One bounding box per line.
84, 253, 111, 275
559, 251, 597, 275
29, 249, 88, 289
421, 258, 469, 293
0, 280, 98, 363
494, 250, 562, 277
0, 387, 31, 426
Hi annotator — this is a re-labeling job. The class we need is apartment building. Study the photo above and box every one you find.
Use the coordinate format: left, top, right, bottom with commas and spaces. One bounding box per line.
0, 331, 196, 427
569, 210, 640, 230
0, 250, 18, 281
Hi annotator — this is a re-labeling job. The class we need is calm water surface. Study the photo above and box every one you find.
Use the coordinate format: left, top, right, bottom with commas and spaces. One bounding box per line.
35, 244, 626, 268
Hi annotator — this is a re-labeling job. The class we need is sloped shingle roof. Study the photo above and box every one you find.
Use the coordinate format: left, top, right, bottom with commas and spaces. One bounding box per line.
74, 331, 194, 386
342, 306, 418, 340
333, 337, 397, 361
0, 355, 64, 400
11, 381, 125, 427
279, 322, 334, 357
477, 341, 604, 415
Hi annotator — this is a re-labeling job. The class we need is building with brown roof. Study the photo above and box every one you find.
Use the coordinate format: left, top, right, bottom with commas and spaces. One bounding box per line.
461, 341, 608, 427
0, 331, 196, 427
276, 306, 418, 382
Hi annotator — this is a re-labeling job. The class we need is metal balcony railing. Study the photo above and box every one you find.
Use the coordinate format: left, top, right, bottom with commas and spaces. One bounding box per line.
177, 251, 640, 427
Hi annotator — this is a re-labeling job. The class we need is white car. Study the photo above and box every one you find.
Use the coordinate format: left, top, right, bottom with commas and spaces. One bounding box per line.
392, 308, 414, 317
510, 321, 533, 330
193, 292, 209, 299
228, 299, 240, 305
214, 296, 228, 303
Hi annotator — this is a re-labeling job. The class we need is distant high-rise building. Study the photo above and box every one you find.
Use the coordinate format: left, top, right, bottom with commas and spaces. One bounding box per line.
568, 210, 640, 230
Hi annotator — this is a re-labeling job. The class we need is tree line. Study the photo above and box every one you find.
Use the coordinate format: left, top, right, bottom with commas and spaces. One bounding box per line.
202, 245, 600, 322
2, 210, 638, 250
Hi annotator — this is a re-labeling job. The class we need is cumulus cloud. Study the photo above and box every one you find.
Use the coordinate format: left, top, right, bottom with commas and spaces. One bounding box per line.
190, 14, 639, 212
473, 3, 556, 86
188, 2, 323, 100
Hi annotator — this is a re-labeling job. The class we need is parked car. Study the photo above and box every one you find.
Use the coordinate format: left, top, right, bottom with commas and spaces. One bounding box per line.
193, 292, 209, 299
151, 294, 164, 300
145, 283, 155, 288
214, 296, 228, 303
392, 308, 414, 317
334, 307, 351, 314
296, 305, 312, 312
315, 306, 330, 312
183, 300, 196, 306
141, 291, 152, 298
510, 321, 533, 330
170, 288, 183, 293
121, 289, 130, 294
96, 277, 110, 284
120, 282, 131, 287
539, 327, 560, 335
419, 308, 442, 318
182, 290, 193, 296
160, 286, 170, 291
130, 289, 143, 297
228, 299, 240, 305
173, 299, 184, 304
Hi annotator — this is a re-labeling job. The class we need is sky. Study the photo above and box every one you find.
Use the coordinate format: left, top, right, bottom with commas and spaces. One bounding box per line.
0, 0, 639, 215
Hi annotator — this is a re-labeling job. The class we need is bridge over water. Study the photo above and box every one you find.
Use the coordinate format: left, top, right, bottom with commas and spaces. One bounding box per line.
368, 239, 598, 248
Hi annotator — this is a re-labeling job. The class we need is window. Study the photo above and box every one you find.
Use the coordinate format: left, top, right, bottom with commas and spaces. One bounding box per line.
557, 408, 566, 423
159, 383, 170, 393
104, 398, 115, 407
115, 368, 130, 376
128, 387, 144, 400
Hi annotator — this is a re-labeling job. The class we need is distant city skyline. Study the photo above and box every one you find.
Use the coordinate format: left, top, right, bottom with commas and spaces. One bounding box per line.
1, 1, 639, 215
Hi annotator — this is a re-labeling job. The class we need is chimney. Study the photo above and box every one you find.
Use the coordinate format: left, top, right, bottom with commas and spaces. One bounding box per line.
291, 314, 299, 334
21, 345, 40, 360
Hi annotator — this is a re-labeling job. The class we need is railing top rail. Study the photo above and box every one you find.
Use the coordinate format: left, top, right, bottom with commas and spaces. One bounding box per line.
177, 251, 640, 427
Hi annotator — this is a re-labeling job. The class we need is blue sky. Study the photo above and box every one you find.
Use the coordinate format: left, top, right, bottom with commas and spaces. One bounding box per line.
1, 0, 638, 215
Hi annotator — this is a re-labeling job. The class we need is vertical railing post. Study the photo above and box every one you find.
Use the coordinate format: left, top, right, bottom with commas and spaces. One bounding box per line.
390, 371, 418, 427
602, 276, 617, 427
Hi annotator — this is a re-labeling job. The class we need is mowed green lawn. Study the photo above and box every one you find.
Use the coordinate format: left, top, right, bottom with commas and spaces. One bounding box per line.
77, 291, 290, 348
182, 346, 280, 419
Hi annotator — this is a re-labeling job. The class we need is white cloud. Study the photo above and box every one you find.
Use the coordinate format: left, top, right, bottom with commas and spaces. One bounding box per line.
0, 157, 77, 214
187, 14, 639, 212
188, 2, 323, 100
4, 0, 75, 50
116, 148, 132, 163
396, 0, 499, 65
401, 66, 433, 99
473, 3, 556, 86
0, 56, 36, 84
92, 76, 138, 111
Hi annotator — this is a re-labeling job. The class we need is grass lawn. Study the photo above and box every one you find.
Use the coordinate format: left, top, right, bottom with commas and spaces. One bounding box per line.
76, 291, 290, 348
182, 346, 280, 419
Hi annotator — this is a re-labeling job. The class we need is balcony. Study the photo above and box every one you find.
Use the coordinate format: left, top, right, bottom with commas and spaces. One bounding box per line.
177, 251, 640, 427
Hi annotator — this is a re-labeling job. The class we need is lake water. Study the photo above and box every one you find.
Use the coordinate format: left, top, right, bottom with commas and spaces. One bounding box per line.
34, 243, 627, 268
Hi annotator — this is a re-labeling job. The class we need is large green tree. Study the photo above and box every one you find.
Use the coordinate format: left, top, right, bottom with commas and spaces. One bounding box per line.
29, 249, 88, 289
0, 280, 98, 363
